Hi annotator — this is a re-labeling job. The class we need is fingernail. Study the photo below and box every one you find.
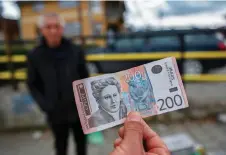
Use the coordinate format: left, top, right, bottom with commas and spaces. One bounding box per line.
128, 112, 141, 122
115, 137, 122, 143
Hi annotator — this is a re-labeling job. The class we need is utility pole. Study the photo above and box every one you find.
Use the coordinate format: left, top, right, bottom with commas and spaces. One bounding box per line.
78, 1, 85, 46
3, 19, 17, 90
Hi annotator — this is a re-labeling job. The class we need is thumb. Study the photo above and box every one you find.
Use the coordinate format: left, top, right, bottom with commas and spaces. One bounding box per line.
121, 112, 144, 152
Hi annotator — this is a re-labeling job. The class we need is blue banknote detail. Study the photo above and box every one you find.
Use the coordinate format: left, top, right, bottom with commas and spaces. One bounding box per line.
121, 92, 132, 113
127, 71, 156, 112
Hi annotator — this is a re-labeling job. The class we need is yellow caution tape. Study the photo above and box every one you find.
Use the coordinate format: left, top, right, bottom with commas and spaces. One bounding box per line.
0, 51, 225, 63
1, 70, 226, 82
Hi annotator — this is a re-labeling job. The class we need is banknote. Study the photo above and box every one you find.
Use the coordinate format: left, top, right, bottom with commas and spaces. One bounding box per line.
73, 57, 188, 134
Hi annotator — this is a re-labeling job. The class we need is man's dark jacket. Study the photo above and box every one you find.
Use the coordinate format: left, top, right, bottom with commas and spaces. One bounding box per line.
26, 37, 89, 123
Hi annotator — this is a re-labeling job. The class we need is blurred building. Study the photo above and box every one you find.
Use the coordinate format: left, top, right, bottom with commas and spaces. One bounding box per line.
18, 1, 125, 40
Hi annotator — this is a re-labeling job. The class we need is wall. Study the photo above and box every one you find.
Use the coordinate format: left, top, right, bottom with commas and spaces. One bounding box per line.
20, 1, 106, 40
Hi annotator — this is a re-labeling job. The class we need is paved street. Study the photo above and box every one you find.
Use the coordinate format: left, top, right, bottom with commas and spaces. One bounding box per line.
0, 121, 226, 155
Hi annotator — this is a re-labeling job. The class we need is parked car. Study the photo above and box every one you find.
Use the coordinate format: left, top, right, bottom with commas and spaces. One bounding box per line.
184, 33, 226, 74
86, 31, 226, 74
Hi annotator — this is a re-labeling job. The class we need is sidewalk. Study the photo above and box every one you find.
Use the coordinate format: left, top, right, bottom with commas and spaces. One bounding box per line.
0, 121, 226, 155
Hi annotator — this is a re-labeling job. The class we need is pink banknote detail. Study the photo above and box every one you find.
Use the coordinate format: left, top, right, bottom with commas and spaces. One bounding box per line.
118, 65, 158, 116
72, 81, 97, 134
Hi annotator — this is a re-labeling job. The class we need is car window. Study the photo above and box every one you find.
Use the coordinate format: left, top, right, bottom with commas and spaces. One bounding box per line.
115, 39, 131, 48
133, 38, 145, 47
185, 34, 222, 51
115, 38, 145, 48
185, 34, 218, 44
149, 36, 180, 45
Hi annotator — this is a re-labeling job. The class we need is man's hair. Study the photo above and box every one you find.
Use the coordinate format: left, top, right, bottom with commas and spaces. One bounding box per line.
37, 13, 65, 28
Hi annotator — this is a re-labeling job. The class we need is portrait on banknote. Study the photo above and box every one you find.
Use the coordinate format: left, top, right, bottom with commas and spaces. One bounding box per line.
88, 77, 128, 128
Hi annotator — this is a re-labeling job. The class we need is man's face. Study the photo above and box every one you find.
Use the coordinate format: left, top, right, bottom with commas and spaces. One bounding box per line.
41, 17, 63, 47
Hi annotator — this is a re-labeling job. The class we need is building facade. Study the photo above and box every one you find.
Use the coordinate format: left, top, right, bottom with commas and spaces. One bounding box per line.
18, 1, 125, 42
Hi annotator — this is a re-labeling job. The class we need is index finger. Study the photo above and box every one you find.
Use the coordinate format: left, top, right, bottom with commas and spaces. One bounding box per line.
141, 119, 168, 151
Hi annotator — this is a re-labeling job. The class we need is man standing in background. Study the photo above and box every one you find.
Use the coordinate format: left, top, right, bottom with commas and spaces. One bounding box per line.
26, 13, 88, 155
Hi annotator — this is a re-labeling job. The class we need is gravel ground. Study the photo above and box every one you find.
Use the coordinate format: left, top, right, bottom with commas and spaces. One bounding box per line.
0, 121, 226, 155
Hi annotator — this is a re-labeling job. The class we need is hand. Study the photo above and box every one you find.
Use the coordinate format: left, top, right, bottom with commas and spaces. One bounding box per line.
110, 112, 170, 155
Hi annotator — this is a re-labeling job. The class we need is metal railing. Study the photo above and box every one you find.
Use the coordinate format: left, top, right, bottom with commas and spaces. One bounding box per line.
0, 28, 226, 89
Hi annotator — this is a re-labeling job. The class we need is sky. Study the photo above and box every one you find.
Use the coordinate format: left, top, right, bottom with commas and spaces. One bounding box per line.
1, 1, 20, 20
124, 0, 226, 30
2, 0, 226, 30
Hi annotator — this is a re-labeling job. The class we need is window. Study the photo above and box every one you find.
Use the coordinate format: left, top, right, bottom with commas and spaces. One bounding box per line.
185, 34, 217, 44
32, 2, 44, 12
59, 1, 79, 8
147, 36, 180, 51
90, 1, 102, 13
149, 36, 180, 45
92, 23, 102, 35
64, 22, 81, 37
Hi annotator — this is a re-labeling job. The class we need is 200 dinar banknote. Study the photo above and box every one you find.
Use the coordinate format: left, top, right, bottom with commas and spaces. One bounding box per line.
73, 57, 188, 134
